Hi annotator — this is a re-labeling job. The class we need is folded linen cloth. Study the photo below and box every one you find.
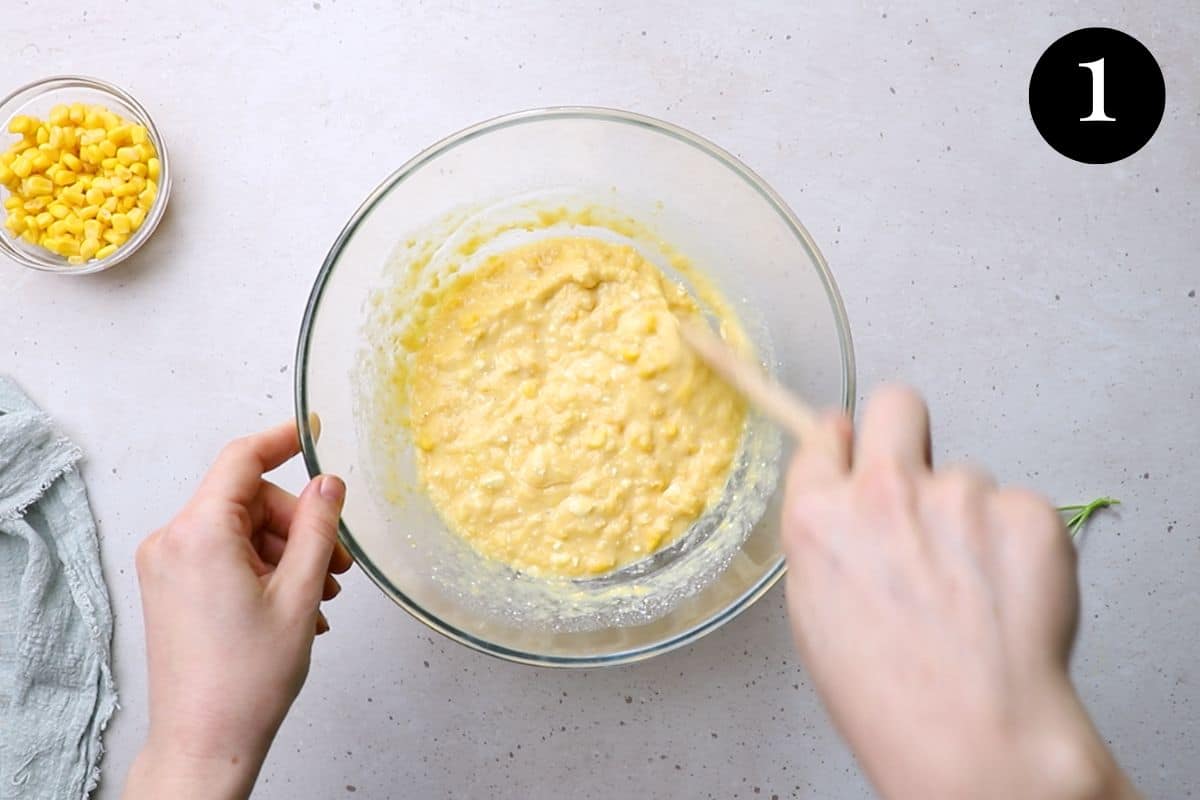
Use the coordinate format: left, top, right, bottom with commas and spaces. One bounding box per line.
0, 377, 117, 799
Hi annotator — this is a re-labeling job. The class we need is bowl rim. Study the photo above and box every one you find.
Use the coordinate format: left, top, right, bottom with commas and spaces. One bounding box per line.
295, 105, 856, 667
0, 74, 172, 276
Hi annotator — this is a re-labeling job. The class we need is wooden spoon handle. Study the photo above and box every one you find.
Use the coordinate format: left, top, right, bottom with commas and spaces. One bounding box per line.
678, 321, 819, 443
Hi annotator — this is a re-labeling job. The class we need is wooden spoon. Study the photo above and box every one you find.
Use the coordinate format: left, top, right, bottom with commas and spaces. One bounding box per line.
678, 321, 818, 443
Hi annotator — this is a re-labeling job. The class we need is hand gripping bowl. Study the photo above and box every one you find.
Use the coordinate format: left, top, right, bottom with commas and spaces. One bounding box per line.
296, 107, 854, 666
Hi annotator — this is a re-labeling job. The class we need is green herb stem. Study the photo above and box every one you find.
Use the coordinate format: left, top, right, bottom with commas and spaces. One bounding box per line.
1057, 496, 1121, 537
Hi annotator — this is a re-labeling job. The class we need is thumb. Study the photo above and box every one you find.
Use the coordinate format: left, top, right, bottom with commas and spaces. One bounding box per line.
274, 474, 346, 607
786, 411, 852, 496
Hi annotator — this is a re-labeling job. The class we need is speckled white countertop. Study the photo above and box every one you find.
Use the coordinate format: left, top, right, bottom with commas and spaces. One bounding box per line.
2, 1, 1197, 797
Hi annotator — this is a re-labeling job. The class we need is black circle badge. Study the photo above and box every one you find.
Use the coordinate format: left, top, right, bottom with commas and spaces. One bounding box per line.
1029, 27, 1165, 164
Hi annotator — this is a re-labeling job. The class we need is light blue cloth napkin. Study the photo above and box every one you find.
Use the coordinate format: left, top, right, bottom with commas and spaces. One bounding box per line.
0, 377, 116, 799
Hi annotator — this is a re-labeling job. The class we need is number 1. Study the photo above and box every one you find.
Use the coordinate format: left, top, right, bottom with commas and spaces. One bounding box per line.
1079, 58, 1116, 122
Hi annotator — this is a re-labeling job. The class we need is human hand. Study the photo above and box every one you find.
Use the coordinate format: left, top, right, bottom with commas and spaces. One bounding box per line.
124, 420, 352, 800
782, 386, 1137, 800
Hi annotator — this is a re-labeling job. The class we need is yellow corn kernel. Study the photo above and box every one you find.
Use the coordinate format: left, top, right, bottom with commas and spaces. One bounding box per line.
80, 128, 105, 146
63, 214, 83, 235
59, 127, 77, 151
52, 169, 76, 186
31, 152, 52, 172
111, 212, 131, 234
23, 197, 49, 213
2, 194, 20, 211
48, 203, 70, 219
21, 227, 38, 244
146, 157, 160, 181
48, 127, 63, 148
115, 146, 137, 166
59, 188, 85, 206
6, 212, 24, 233
102, 196, 118, 212
99, 157, 118, 171
102, 229, 126, 245
79, 238, 100, 259
85, 186, 105, 205
113, 180, 138, 198
130, 162, 147, 177
98, 139, 117, 158
35, 126, 49, 145
67, 104, 85, 124
138, 187, 156, 208
83, 218, 101, 238
127, 206, 145, 228
77, 204, 99, 220
114, 165, 132, 181
47, 218, 70, 236
100, 110, 120, 130
79, 144, 101, 165
24, 176, 53, 196
60, 152, 82, 171
34, 211, 53, 228
97, 207, 112, 224
8, 115, 34, 134
118, 196, 135, 213
136, 143, 155, 161
67, 255, 85, 265
129, 125, 148, 145
0, 164, 12, 184
95, 244, 117, 259
11, 157, 32, 178
49, 105, 70, 126
106, 125, 129, 145
83, 109, 102, 129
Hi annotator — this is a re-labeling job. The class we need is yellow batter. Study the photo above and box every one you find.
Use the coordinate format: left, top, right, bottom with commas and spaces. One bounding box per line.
407, 236, 745, 578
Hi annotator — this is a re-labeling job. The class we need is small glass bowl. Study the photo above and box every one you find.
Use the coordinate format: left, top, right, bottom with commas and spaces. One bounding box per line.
0, 75, 171, 275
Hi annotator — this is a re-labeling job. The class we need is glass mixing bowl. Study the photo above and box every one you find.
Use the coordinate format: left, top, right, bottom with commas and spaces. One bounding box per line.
296, 107, 854, 666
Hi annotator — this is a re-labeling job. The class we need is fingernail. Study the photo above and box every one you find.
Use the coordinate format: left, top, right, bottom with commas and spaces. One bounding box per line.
315, 611, 330, 635
308, 412, 322, 443
319, 475, 345, 503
